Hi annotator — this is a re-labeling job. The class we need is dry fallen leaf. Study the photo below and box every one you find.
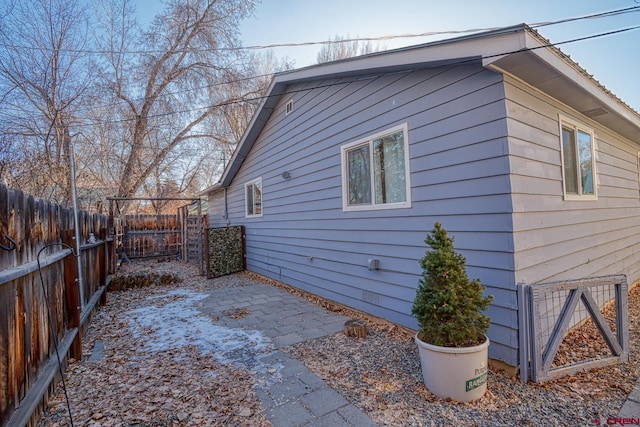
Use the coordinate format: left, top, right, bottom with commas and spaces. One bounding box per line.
38, 260, 640, 427
238, 407, 253, 417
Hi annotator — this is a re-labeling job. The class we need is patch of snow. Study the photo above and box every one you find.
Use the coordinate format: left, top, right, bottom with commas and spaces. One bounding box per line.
127, 288, 282, 386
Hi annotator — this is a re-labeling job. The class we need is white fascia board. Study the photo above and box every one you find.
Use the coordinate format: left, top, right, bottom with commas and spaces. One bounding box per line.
280, 25, 529, 85
480, 28, 528, 66
218, 79, 285, 188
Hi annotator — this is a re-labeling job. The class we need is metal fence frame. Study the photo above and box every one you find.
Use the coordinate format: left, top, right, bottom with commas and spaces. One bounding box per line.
518, 275, 629, 383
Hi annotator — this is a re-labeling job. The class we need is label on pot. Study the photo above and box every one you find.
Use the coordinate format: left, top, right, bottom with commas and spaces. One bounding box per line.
465, 373, 487, 392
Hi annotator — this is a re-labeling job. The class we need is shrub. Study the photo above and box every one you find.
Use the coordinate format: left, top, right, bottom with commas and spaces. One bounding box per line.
411, 222, 493, 347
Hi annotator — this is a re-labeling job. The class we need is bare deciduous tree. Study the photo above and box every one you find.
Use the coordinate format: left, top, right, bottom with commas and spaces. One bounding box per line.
316, 34, 384, 64
0, 0, 291, 212
95, 0, 259, 198
0, 0, 92, 204
194, 50, 292, 189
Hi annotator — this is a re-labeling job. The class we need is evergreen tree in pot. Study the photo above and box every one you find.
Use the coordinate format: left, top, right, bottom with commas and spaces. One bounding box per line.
411, 222, 493, 401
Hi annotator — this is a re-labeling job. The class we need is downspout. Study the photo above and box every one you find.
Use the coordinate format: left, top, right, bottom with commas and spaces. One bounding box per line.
224, 187, 229, 225
223, 151, 229, 224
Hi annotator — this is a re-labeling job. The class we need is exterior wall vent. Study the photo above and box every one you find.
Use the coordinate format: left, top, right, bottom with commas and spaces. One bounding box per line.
582, 108, 608, 118
362, 290, 380, 305
285, 100, 293, 115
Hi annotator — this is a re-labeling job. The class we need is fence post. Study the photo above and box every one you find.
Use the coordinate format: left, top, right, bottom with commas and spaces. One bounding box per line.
205, 226, 210, 278
98, 226, 108, 306
108, 199, 117, 271
61, 230, 82, 360
517, 282, 530, 383
197, 200, 204, 275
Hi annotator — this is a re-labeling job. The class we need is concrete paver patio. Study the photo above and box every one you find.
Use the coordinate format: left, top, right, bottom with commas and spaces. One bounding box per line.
197, 283, 376, 427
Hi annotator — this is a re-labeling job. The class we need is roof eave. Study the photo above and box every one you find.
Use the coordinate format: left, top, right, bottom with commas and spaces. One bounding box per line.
204, 24, 640, 195
205, 27, 530, 194
273, 24, 529, 85
485, 28, 640, 142
198, 182, 222, 196
216, 79, 288, 189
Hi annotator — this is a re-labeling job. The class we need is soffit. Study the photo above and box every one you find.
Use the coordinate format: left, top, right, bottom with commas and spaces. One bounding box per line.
487, 33, 640, 143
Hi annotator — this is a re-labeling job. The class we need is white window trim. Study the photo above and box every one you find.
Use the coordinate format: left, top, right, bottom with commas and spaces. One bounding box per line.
244, 177, 263, 218
637, 151, 640, 200
341, 123, 412, 212
558, 115, 597, 201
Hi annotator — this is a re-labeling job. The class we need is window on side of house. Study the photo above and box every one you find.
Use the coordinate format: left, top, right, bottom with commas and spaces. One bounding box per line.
245, 178, 263, 217
559, 116, 596, 200
341, 123, 411, 211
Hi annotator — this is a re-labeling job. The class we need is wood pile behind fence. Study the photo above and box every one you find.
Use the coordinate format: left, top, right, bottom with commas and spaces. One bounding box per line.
0, 184, 114, 427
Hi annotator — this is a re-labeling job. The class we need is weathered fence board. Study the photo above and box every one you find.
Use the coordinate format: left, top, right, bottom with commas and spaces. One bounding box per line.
178, 201, 206, 274
0, 184, 114, 427
108, 198, 205, 273
5, 328, 77, 427
121, 214, 181, 259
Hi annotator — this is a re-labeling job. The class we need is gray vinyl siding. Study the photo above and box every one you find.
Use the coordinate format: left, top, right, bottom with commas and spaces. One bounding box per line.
207, 189, 227, 228
223, 64, 520, 365
505, 75, 640, 287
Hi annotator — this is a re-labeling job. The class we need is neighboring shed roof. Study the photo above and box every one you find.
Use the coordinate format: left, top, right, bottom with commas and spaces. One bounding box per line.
202, 23, 640, 195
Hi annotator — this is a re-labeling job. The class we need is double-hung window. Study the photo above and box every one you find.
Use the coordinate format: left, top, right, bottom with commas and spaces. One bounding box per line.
559, 116, 596, 200
245, 178, 263, 217
341, 124, 411, 211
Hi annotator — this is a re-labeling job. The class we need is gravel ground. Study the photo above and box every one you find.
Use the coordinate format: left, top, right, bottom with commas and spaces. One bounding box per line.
285, 330, 628, 426
39, 260, 639, 426
281, 282, 639, 426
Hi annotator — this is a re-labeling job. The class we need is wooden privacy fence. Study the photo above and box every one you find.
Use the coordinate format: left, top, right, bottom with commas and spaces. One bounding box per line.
120, 214, 181, 260
0, 184, 115, 427
178, 201, 205, 273
108, 197, 205, 274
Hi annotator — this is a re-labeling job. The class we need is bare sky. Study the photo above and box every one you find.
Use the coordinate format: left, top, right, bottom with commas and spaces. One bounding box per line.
236, 0, 640, 112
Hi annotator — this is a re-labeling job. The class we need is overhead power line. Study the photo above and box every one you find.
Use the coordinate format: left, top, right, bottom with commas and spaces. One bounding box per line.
62, 23, 640, 128
4, 4, 638, 118
0, 6, 638, 55
531, 5, 640, 28
1, 6, 638, 127
226, 5, 640, 52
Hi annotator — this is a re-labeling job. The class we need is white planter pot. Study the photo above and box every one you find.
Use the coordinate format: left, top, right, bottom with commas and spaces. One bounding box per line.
415, 334, 489, 402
